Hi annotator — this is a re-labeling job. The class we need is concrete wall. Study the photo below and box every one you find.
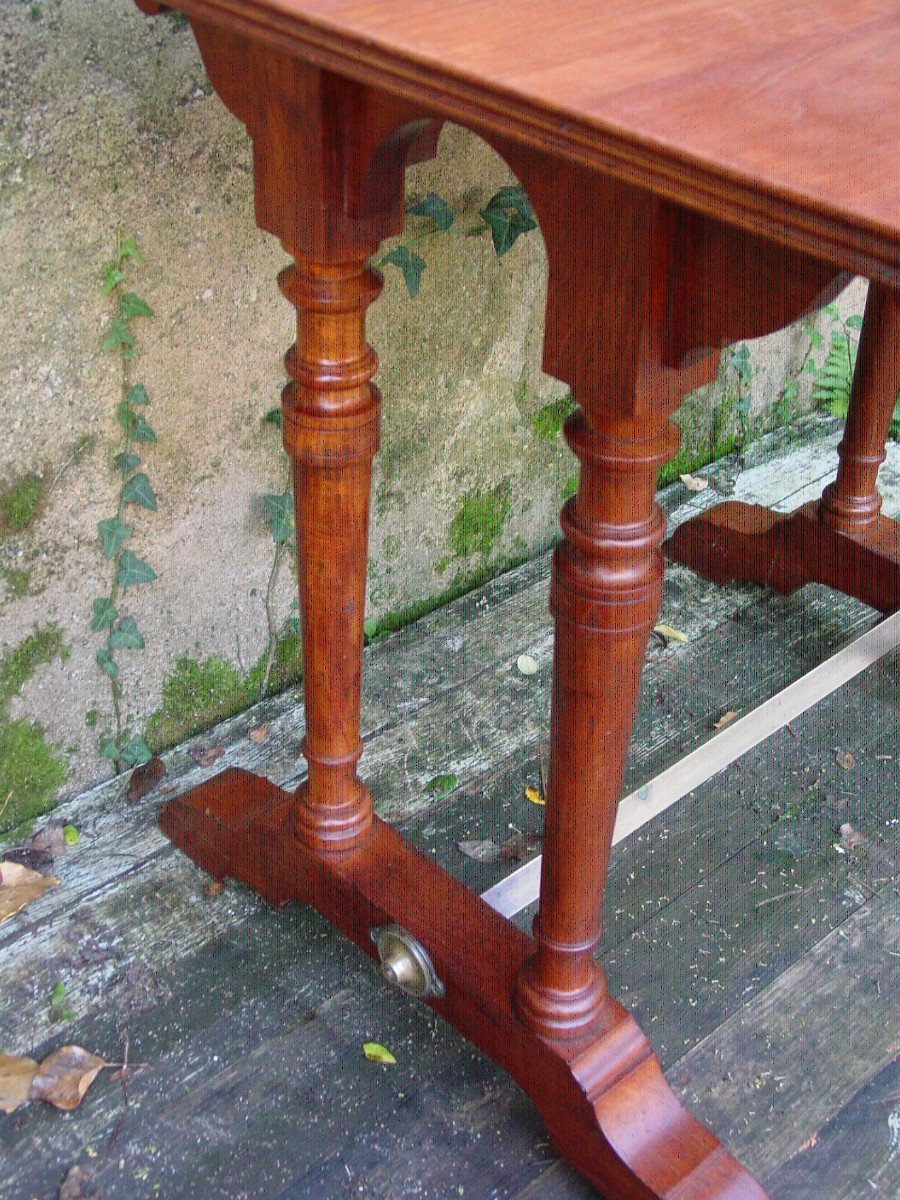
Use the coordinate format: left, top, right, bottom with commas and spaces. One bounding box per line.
0, 0, 868, 827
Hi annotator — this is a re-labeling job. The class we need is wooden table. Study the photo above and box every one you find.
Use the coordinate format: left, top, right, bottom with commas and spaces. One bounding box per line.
133, 3, 899, 1196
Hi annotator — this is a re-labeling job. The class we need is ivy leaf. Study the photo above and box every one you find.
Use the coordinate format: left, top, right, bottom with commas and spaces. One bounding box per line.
845, 313, 863, 330
126, 383, 149, 405
119, 235, 142, 263
102, 263, 125, 295
479, 185, 537, 256
407, 192, 453, 231
90, 597, 118, 632
99, 735, 119, 760
123, 472, 157, 511
98, 517, 132, 560
262, 407, 282, 428
95, 647, 118, 679
101, 317, 136, 354
114, 451, 141, 476
108, 616, 145, 650
130, 415, 157, 443
363, 617, 378, 639
121, 292, 154, 320
117, 550, 156, 590
382, 245, 427, 299
264, 491, 295, 545
119, 733, 152, 769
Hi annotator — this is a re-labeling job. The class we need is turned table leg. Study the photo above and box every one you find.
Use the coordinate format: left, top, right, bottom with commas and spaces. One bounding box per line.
517, 411, 678, 1039
820, 284, 900, 532
279, 258, 382, 852
665, 283, 899, 611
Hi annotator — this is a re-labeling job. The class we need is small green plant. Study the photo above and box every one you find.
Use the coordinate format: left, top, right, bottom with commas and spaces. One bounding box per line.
48, 981, 74, 1023
93, 233, 157, 773
727, 343, 754, 444
810, 306, 863, 419
374, 185, 538, 297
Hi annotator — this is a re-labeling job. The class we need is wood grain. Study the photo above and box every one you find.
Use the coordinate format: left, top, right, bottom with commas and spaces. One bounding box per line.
147, 0, 899, 282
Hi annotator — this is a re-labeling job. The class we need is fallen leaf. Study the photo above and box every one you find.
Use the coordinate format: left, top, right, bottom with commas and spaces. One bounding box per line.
516, 654, 538, 676
362, 1042, 396, 1064
49, 981, 75, 1024
63, 825, 80, 847
58, 1164, 95, 1200
836, 749, 855, 770
32, 822, 67, 858
839, 822, 866, 851
0, 861, 59, 924
457, 840, 500, 863
0, 1052, 38, 1113
128, 755, 166, 804
203, 879, 225, 899
248, 724, 269, 744
525, 786, 545, 806
29, 1046, 108, 1111
425, 773, 458, 796
500, 831, 542, 862
679, 472, 709, 492
713, 710, 739, 730
653, 624, 689, 645
196, 746, 224, 768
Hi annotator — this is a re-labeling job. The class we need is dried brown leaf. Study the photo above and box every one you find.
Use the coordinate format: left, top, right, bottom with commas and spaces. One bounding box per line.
500, 831, 542, 862
0, 1052, 38, 1113
29, 1046, 108, 1111
457, 840, 500, 863
58, 1164, 96, 1199
524, 786, 544, 806
248, 724, 269, 744
196, 746, 224, 768
836, 749, 855, 770
32, 822, 67, 859
203, 879, 225, 899
653, 623, 689, 645
0, 861, 59, 924
713, 710, 739, 730
839, 822, 866, 851
679, 472, 709, 493
128, 756, 166, 805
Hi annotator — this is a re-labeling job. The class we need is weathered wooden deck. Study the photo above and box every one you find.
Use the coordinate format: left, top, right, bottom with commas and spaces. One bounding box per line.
2, 415, 898, 1200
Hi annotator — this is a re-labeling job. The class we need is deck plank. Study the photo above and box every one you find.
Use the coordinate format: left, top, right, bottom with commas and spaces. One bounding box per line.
0, 419, 897, 1198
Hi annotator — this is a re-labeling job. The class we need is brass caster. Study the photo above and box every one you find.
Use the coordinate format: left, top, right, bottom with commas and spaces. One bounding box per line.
371, 924, 445, 1000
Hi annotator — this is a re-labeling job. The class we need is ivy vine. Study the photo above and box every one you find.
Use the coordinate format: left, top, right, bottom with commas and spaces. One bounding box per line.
94, 232, 157, 773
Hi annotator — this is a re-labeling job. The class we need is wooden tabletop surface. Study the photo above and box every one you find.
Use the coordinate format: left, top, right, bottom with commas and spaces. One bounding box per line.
168, 1, 899, 278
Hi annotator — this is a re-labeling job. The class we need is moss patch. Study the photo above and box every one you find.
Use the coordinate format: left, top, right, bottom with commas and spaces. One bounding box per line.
446, 480, 512, 564
0, 624, 69, 707
0, 624, 69, 836
531, 393, 576, 441
0, 566, 31, 601
146, 656, 255, 751
0, 719, 68, 834
0, 472, 46, 539
146, 636, 303, 753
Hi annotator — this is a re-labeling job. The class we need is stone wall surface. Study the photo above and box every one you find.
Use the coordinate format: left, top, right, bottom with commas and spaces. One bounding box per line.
0, 0, 868, 824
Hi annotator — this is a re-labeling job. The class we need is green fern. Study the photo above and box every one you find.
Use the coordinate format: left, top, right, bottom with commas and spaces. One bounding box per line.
812, 331, 857, 419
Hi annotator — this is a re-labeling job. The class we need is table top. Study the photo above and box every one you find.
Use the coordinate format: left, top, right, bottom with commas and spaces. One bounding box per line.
171, 1, 899, 282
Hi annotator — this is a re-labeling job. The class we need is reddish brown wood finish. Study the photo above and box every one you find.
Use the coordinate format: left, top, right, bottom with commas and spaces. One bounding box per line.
666, 285, 900, 614
134, 3, 900, 1197
160, 769, 767, 1199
